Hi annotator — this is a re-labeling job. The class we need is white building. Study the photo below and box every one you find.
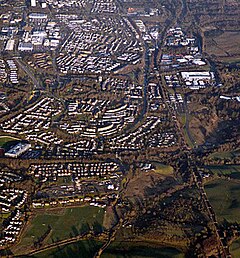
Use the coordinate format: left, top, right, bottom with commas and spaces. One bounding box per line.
18, 42, 33, 51
31, 0, 37, 7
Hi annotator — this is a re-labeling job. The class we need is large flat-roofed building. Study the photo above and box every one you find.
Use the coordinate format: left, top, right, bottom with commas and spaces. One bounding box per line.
31, 0, 37, 7
5, 39, 15, 51
181, 71, 214, 81
29, 13, 47, 19
18, 42, 33, 51
180, 71, 215, 89
5, 142, 31, 158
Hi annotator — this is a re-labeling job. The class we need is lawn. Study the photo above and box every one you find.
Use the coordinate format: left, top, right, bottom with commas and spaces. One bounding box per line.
102, 242, 185, 258
151, 162, 174, 175
230, 238, 240, 258
205, 165, 240, 180
205, 179, 240, 222
28, 239, 102, 258
14, 206, 104, 255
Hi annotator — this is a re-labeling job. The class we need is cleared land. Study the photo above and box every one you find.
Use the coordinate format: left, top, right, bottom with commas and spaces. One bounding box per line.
13, 206, 104, 255
205, 179, 240, 222
205, 165, 240, 180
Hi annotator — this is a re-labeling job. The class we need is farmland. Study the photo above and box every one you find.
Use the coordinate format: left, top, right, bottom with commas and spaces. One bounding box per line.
230, 238, 240, 258
205, 165, 240, 180
102, 241, 185, 258
28, 240, 102, 258
205, 179, 240, 223
208, 149, 240, 160
13, 206, 104, 255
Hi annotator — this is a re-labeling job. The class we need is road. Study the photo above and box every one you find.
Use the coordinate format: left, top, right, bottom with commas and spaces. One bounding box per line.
14, 57, 42, 89
190, 159, 231, 257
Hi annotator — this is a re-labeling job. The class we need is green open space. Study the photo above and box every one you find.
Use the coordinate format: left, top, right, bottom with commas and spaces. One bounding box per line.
209, 149, 240, 160
27, 239, 102, 258
205, 179, 240, 222
15, 206, 104, 255
102, 241, 185, 258
230, 237, 240, 258
151, 162, 174, 175
0, 136, 20, 149
183, 127, 194, 148
205, 165, 240, 180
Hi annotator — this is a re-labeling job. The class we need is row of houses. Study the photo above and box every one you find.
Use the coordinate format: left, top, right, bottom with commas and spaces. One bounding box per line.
0, 169, 23, 187
1, 97, 63, 146
0, 59, 7, 82
56, 16, 142, 74
0, 209, 24, 246
91, 0, 118, 13
46, 0, 87, 9
29, 162, 119, 182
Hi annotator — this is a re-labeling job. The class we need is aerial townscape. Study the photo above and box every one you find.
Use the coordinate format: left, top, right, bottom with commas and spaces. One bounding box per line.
0, 0, 239, 257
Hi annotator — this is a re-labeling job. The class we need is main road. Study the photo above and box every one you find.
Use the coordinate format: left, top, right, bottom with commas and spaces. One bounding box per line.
14, 57, 42, 89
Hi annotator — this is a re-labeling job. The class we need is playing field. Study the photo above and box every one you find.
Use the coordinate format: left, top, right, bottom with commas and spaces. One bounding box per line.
206, 165, 240, 180
205, 179, 240, 222
14, 206, 104, 255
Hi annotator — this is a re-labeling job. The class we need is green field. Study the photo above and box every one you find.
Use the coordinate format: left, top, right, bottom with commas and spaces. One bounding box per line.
206, 165, 240, 180
151, 162, 174, 175
205, 179, 240, 222
15, 206, 104, 254
0, 136, 20, 149
102, 242, 185, 258
183, 127, 194, 148
230, 238, 240, 258
209, 149, 240, 160
28, 240, 102, 258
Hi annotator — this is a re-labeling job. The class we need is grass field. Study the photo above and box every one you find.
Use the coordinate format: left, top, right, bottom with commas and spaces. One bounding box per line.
205, 179, 240, 222
102, 242, 185, 258
205, 165, 240, 180
209, 149, 240, 160
0, 136, 20, 149
28, 240, 102, 258
151, 162, 174, 175
183, 127, 194, 148
230, 238, 240, 258
15, 206, 104, 254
